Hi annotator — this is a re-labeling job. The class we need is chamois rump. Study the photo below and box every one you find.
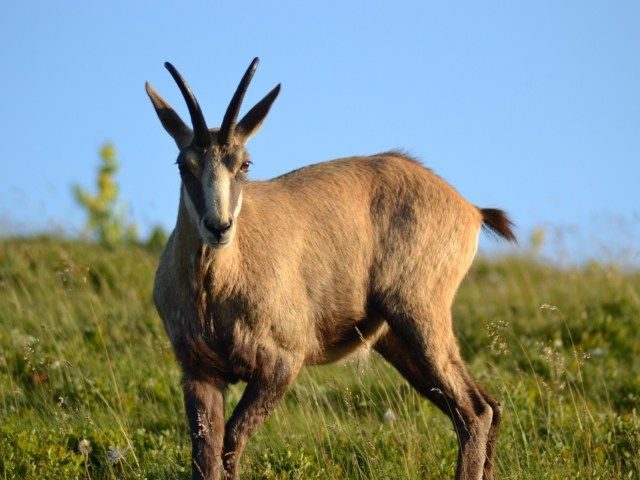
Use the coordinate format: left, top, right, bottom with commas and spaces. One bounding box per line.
146, 58, 515, 480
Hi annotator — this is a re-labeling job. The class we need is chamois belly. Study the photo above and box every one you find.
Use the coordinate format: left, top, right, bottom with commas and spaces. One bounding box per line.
309, 314, 388, 365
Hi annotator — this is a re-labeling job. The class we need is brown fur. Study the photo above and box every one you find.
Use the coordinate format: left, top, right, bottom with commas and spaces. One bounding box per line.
148, 62, 515, 480
480, 208, 516, 243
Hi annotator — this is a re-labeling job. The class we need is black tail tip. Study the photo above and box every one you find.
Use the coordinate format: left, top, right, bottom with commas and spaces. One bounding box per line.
480, 208, 517, 243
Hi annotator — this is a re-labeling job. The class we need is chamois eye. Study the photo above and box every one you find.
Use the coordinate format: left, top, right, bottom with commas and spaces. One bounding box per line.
176, 160, 193, 176
176, 152, 199, 175
240, 161, 252, 173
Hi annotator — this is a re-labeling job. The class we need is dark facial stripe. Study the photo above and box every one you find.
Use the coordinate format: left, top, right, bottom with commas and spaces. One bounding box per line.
182, 170, 206, 218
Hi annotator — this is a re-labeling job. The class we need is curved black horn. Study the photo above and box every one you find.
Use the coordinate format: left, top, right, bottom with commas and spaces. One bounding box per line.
219, 57, 260, 145
164, 62, 210, 148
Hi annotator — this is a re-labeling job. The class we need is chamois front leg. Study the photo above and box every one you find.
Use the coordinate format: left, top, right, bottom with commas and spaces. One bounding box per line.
222, 359, 298, 480
183, 375, 226, 480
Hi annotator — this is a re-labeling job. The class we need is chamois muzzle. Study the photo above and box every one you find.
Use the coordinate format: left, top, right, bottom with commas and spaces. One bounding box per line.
203, 217, 233, 242
164, 62, 211, 148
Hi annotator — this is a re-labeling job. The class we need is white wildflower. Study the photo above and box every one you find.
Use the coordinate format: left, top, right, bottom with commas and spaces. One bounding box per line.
383, 408, 396, 423
106, 445, 128, 465
78, 438, 92, 456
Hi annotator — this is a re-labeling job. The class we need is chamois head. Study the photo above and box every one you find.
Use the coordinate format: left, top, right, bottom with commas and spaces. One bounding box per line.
146, 58, 280, 248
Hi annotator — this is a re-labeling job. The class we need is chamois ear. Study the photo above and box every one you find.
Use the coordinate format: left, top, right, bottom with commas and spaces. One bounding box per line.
145, 82, 193, 149
236, 84, 281, 143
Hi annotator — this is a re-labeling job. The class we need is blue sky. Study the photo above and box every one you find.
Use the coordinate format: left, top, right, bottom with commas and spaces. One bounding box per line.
1, 2, 638, 257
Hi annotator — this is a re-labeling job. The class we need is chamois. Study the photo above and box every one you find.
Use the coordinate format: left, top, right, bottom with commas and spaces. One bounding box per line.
146, 58, 515, 480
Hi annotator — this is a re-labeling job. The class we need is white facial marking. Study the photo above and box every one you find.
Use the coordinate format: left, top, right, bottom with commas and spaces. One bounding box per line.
203, 162, 231, 221
182, 184, 198, 223
233, 191, 243, 220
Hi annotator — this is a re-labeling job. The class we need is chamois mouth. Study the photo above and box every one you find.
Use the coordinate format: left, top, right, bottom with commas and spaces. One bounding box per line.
209, 238, 231, 249
201, 233, 232, 249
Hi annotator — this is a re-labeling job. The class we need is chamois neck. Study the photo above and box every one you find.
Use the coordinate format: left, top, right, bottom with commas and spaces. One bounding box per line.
174, 200, 202, 254
172, 194, 240, 284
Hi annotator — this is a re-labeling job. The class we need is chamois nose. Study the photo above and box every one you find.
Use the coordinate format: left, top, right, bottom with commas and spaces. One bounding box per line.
203, 217, 233, 238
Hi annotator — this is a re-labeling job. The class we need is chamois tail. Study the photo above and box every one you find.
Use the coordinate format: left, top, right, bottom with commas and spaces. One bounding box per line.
479, 208, 517, 243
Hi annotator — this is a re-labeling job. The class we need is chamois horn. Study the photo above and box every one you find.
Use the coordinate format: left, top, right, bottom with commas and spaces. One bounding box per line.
219, 57, 260, 145
164, 62, 210, 148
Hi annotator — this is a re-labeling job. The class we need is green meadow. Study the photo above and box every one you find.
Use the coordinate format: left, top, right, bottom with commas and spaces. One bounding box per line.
0, 236, 638, 479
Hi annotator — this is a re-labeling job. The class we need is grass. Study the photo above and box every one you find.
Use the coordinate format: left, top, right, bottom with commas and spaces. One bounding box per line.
0, 236, 638, 479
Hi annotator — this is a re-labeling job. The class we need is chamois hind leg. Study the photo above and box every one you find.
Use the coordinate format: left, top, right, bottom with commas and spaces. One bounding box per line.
374, 305, 494, 480
222, 359, 299, 480
474, 382, 502, 480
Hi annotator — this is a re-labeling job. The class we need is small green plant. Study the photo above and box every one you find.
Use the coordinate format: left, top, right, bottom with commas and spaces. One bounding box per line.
73, 143, 138, 247
145, 225, 169, 251
529, 226, 546, 254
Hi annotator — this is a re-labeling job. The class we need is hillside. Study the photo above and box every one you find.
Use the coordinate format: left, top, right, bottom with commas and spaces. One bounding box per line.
0, 237, 638, 479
